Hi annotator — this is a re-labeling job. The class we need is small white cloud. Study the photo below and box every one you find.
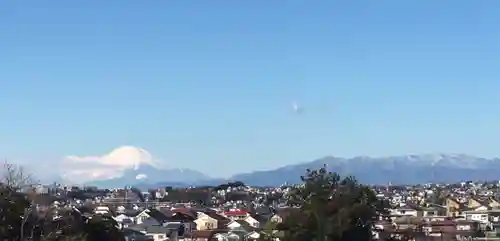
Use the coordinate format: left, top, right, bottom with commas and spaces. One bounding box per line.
60, 146, 162, 184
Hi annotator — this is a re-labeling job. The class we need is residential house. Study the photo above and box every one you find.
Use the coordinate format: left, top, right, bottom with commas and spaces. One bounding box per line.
186, 230, 228, 241
114, 213, 136, 228
226, 225, 260, 241
94, 206, 110, 215
421, 220, 457, 236
144, 209, 171, 225
392, 216, 420, 230
489, 197, 500, 209
168, 210, 197, 234
136, 208, 197, 238
204, 211, 230, 229
456, 220, 479, 231
227, 220, 259, 234
164, 222, 186, 239
252, 207, 274, 224
421, 206, 446, 217
213, 232, 241, 241
488, 210, 500, 223
122, 228, 154, 241
390, 206, 418, 217
243, 215, 260, 228
185, 230, 215, 241
144, 209, 198, 238
194, 212, 218, 230
114, 213, 133, 223
269, 208, 296, 223
136, 209, 153, 224
227, 220, 249, 229
223, 210, 249, 221
125, 225, 169, 241
445, 197, 463, 216
244, 231, 261, 240
463, 210, 489, 224
468, 197, 489, 211
142, 217, 162, 226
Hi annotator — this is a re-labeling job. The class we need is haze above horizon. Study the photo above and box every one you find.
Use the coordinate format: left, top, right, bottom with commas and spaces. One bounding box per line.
1, 1, 500, 181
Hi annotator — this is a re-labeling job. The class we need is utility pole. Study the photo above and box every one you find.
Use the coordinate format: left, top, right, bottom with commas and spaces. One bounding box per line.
20, 208, 29, 241
20, 199, 35, 241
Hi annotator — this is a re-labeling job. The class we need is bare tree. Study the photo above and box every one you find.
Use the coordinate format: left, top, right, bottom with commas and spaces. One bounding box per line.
1, 160, 36, 191
0, 161, 43, 241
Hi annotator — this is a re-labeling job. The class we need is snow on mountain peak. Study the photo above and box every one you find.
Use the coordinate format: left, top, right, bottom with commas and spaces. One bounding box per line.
135, 174, 148, 180
61, 146, 164, 183
389, 153, 488, 168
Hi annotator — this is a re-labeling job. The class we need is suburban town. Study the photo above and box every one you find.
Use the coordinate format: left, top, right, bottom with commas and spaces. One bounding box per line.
9, 179, 500, 241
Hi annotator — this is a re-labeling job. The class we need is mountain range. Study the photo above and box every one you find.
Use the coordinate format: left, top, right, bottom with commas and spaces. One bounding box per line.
84, 154, 500, 188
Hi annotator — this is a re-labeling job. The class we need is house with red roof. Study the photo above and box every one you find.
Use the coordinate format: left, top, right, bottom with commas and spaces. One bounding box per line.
222, 209, 249, 221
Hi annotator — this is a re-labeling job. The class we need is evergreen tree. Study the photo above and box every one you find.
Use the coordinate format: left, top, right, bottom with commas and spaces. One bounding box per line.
277, 165, 389, 241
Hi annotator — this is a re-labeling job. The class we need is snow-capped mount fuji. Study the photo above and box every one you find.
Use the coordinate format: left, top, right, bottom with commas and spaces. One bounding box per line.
86, 163, 210, 188
59, 146, 211, 188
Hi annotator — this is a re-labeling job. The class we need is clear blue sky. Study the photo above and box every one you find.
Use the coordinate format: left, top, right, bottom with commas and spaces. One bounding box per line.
1, 1, 500, 178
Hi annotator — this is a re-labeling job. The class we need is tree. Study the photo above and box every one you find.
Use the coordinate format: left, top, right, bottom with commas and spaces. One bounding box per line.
31, 208, 125, 241
83, 214, 125, 241
0, 161, 37, 241
130, 187, 146, 202
259, 220, 281, 241
0, 184, 31, 241
1, 161, 36, 191
0, 162, 124, 241
214, 181, 246, 191
278, 165, 389, 241
425, 187, 447, 205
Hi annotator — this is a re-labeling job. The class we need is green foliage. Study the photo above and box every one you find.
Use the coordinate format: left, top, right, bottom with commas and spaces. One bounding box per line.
83, 215, 125, 241
277, 165, 389, 241
0, 185, 31, 241
0, 161, 124, 241
0, 185, 124, 241
38, 212, 125, 241
262, 220, 278, 233
215, 181, 245, 190
260, 221, 282, 241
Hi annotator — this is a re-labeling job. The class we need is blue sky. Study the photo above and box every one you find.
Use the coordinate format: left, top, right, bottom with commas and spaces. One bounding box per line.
1, 0, 500, 179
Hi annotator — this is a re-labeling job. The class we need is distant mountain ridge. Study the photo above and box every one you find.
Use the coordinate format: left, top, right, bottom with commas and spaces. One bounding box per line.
86, 164, 211, 188
81, 154, 500, 188
230, 154, 500, 186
